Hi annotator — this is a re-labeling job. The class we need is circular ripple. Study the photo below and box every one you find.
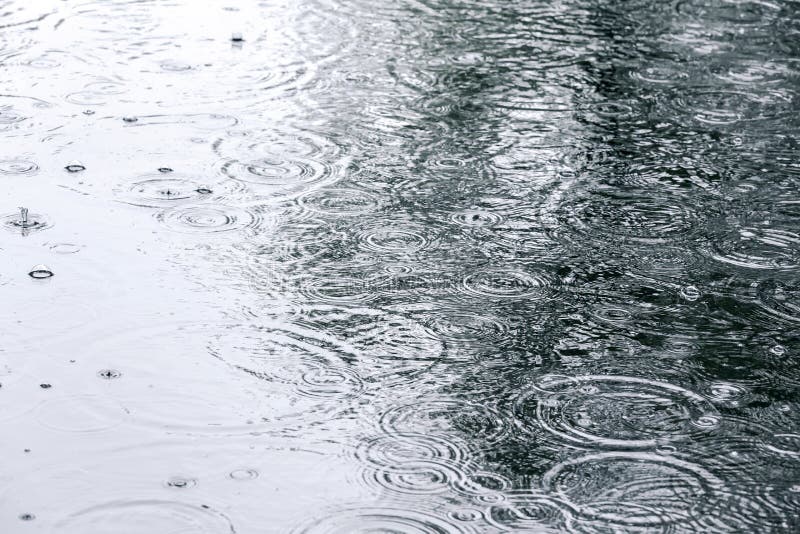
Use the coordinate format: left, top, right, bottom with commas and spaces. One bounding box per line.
65, 80, 128, 106
36, 394, 129, 433
353, 435, 468, 496
296, 188, 380, 216
706, 227, 800, 271
116, 173, 242, 208
454, 471, 513, 505
449, 209, 505, 228
462, 269, 556, 300
216, 128, 345, 199
49, 243, 82, 254
514, 375, 719, 448
56, 500, 235, 533
0, 158, 38, 176
380, 399, 508, 444
207, 324, 364, 400
358, 226, 433, 254
754, 280, 800, 325
672, 88, 792, 125
229, 468, 259, 481
298, 276, 375, 305
292, 506, 472, 534
421, 309, 512, 348
486, 493, 573, 532
156, 205, 266, 235
555, 190, 699, 246
542, 451, 721, 527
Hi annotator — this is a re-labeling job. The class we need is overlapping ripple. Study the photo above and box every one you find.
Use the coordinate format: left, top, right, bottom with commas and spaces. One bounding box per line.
514, 375, 719, 449
542, 451, 722, 528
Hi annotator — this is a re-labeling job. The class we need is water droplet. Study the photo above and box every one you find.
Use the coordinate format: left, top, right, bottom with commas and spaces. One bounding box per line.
64, 160, 86, 173
771, 344, 787, 356
694, 414, 720, 428
680, 285, 701, 301
28, 264, 54, 279
97, 369, 121, 380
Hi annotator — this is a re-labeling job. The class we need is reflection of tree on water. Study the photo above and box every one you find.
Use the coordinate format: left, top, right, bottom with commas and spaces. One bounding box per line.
362, 1, 800, 530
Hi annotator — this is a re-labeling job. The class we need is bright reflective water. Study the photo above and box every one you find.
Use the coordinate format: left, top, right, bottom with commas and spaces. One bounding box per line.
1, 0, 799, 532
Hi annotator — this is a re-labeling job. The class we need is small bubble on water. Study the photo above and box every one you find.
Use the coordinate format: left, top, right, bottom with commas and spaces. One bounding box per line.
680, 285, 701, 301
656, 445, 677, 455
780, 404, 791, 412
771, 344, 786, 356
19, 513, 35, 521
64, 160, 86, 173
28, 264, 54, 279
733, 137, 743, 146
790, 484, 800, 493
694, 414, 720, 428
166, 476, 197, 489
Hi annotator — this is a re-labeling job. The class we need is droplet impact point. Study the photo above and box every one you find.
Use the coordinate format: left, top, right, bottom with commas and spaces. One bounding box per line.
64, 161, 86, 173
28, 264, 54, 279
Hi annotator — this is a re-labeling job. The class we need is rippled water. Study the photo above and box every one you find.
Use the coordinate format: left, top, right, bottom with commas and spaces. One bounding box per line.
1, 0, 799, 532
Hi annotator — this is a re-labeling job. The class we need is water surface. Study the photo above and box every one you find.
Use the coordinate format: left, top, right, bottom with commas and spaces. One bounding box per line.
1, 0, 799, 532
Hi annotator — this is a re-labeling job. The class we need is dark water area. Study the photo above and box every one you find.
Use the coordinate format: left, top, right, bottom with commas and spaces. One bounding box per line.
2, 0, 800, 532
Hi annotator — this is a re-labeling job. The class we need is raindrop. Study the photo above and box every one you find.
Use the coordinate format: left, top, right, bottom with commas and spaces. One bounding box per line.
165, 476, 197, 489
680, 285, 701, 301
3, 208, 51, 234
28, 264, 54, 279
771, 344, 787, 356
97, 369, 121, 380
64, 160, 86, 173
